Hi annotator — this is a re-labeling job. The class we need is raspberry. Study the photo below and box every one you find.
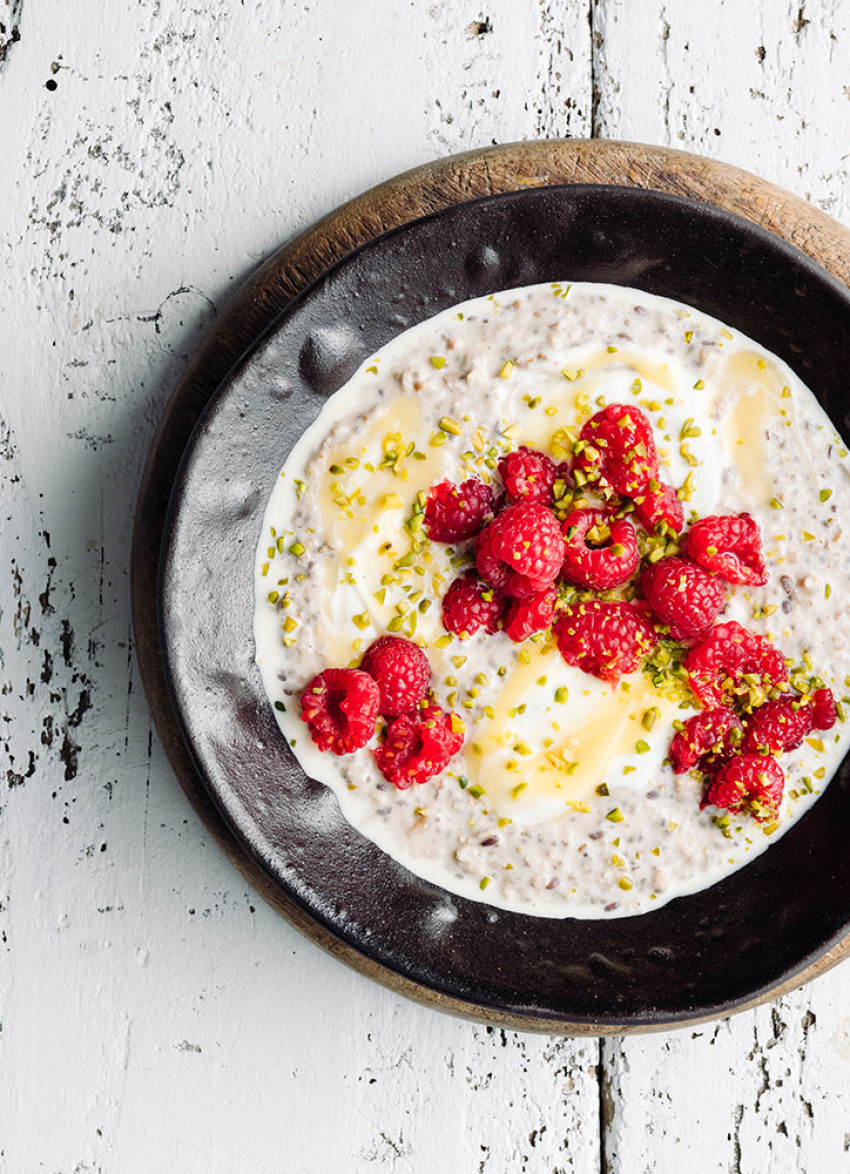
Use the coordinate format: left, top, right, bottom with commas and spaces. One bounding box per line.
685, 513, 767, 586
553, 600, 657, 685
670, 708, 743, 773
742, 696, 813, 755
742, 688, 837, 754
372, 703, 464, 789
475, 501, 564, 598
498, 446, 557, 504
300, 668, 380, 755
504, 586, 557, 643
441, 575, 505, 637
424, 478, 494, 543
573, 404, 659, 497
811, 687, 838, 730
704, 754, 785, 822
640, 557, 725, 641
685, 621, 789, 709
633, 480, 684, 535
360, 635, 430, 717
561, 508, 639, 590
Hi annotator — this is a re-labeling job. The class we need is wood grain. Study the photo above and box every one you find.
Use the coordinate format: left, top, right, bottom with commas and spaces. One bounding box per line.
132, 137, 850, 1034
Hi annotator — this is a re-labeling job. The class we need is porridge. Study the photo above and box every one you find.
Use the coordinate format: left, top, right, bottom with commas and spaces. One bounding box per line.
253, 282, 850, 918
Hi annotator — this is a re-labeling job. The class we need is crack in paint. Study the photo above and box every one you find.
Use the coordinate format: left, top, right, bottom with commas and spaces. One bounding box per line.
2, 547, 95, 791
589, 0, 601, 136
0, 0, 22, 68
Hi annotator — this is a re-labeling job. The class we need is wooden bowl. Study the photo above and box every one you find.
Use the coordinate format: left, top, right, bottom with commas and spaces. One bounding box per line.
153, 181, 850, 1031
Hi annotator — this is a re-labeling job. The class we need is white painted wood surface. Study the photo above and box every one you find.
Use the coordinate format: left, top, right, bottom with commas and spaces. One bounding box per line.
1, 1, 849, 1169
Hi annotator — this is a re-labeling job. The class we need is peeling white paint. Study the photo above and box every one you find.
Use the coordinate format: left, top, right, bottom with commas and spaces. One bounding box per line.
0, 0, 22, 69
1, 1, 850, 1170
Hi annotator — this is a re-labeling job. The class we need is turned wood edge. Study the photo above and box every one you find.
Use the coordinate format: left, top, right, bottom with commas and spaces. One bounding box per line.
131, 139, 850, 1034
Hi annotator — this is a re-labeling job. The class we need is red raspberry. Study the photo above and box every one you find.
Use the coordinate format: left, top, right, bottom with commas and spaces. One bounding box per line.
424, 478, 494, 543
561, 508, 639, 590
685, 621, 789, 709
372, 703, 464, 789
633, 480, 684, 535
811, 687, 837, 730
669, 708, 743, 773
742, 696, 813, 755
504, 586, 557, 643
640, 557, 725, 641
742, 687, 838, 754
475, 501, 564, 598
553, 600, 657, 685
685, 513, 767, 586
300, 668, 380, 755
498, 446, 557, 504
573, 404, 659, 497
360, 635, 430, 717
704, 754, 785, 822
441, 576, 505, 637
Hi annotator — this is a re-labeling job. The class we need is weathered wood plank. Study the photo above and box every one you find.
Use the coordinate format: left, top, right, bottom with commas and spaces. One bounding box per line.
0, 2, 602, 1170
595, 0, 850, 1168
603, 972, 850, 1172
595, 0, 850, 220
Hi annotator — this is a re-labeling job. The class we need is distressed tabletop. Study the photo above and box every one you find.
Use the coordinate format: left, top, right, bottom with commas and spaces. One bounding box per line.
3, 1, 850, 1171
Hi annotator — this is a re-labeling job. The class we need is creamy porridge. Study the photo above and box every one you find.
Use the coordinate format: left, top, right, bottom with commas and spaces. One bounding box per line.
253, 282, 850, 919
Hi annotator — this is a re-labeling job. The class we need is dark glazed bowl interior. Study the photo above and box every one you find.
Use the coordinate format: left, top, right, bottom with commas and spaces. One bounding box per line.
159, 185, 850, 1027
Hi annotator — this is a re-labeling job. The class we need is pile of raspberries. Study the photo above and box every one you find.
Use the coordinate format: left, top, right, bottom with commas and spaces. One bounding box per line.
300, 402, 837, 822
300, 635, 463, 789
